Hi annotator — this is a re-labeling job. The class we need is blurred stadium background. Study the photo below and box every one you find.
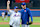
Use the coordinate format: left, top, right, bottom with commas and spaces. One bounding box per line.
0, 0, 40, 27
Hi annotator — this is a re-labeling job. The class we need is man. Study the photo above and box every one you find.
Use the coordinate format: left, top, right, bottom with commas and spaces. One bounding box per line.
1, 11, 5, 21
21, 2, 33, 27
7, 1, 21, 27
4, 11, 8, 21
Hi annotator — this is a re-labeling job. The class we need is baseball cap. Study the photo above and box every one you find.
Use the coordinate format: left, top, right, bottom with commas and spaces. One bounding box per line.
14, 6, 18, 9
21, 2, 26, 5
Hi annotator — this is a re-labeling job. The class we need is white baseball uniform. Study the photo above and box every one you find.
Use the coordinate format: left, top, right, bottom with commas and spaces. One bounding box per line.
9, 10, 21, 27
2, 12, 5, 18
22, 24, 29, 27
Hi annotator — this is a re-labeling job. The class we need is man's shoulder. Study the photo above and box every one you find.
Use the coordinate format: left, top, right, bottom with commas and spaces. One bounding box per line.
26, 8, 30, 11
18, 12, 21, 13
11, 10, 14, 12
18, 9, 23, 12
18, 12, 21, 14
21, 9, 24, 12
21, 9, 23, 10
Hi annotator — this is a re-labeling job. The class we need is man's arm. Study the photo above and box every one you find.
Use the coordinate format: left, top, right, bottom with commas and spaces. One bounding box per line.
7, 1, 10, 11
7, 1, 13, 14
28, 9, 33, 22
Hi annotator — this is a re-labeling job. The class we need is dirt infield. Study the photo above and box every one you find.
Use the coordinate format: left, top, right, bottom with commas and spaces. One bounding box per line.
0, 22, 40, 25
0, 22, 9, 24
32, 23, 40, 25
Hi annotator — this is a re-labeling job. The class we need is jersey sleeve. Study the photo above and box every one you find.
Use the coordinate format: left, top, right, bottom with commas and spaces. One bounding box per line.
28, 8, 33, 22
18, 12, 21, 19
18, 10, 21, 13
18, 10, 23, 19
9, 10, 13, 14
9, 10, 13, 13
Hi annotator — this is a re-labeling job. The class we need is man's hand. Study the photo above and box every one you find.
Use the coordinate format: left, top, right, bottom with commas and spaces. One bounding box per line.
7, 1, 10, 11
29, 21, 33, 25
7, 1, 10, 4
27, 22, 28, 24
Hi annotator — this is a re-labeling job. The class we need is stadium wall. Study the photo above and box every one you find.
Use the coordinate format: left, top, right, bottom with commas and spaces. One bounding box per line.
0, 9, 40, 17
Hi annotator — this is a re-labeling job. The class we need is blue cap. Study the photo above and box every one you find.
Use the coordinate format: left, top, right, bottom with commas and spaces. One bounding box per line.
22, 2, 26, 5
14, 6, 18, 9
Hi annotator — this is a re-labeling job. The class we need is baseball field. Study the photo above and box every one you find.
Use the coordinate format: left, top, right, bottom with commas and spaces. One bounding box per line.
0, 17, 40, 27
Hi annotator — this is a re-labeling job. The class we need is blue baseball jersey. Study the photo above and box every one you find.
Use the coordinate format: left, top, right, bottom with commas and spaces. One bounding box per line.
19, 8, 33, 24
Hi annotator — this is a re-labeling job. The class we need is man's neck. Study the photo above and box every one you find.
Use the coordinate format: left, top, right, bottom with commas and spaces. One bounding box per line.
23, 7, 26, 10
15, 11, 18, 13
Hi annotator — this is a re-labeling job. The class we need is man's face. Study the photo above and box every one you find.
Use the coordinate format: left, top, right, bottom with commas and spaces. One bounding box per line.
21, 5, 26, 9
14, 9, 18, 12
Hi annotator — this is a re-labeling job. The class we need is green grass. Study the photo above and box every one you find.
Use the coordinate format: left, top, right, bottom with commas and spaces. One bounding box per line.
0, 24, 40, 27
0, 17, 10, 22
0, 24, 9, 27
0, 17, 40, 27
0, 17, 40, 22
30, 17, 40, 22
30, 25, 40, 27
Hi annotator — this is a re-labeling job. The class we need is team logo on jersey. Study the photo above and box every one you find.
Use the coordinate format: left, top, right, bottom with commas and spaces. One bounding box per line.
13, 14, 20, 17
14, 14, 16, 16
24, 10, 26, 12
17, 14, 20, 16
